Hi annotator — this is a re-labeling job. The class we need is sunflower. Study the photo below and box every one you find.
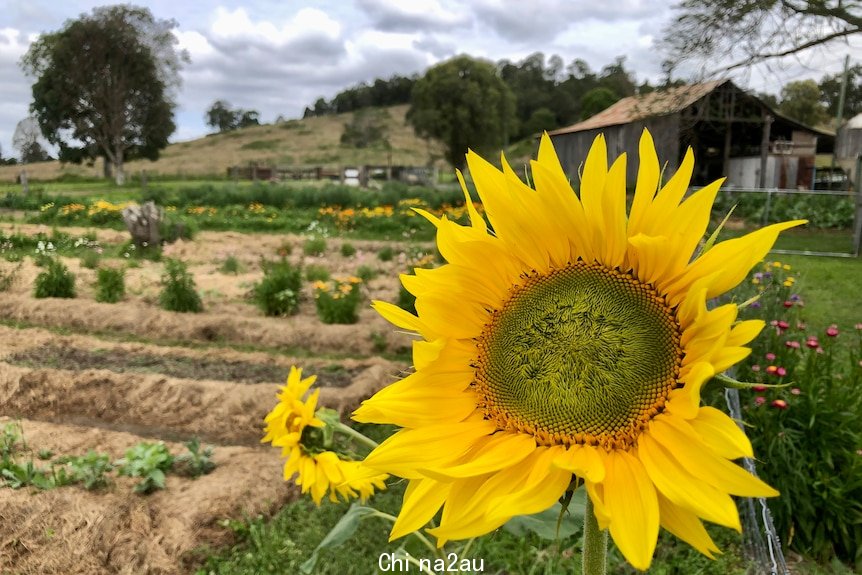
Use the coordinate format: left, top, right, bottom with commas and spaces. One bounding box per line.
263, 366, 387, 504
353, 131, 805, 570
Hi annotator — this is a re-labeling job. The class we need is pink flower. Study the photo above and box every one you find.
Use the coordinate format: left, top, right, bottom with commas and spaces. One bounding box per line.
776, 367, 787, 377
806, 337, 819, 349
751, 364, 761, 372
791, 388, 801, 395
826, 325, 839, 337
766, 353, 776, 361
855, 323, 862, 331
785, 340, 800, 349
777, 320, 790, 330
783, 300, 793, 308
753, 384, 767, 392
755, 396, 766, 406
771, 399, 788, 410
770, 320, 778, 327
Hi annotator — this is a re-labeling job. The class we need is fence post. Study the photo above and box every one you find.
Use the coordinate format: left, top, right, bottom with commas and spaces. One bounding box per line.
762, 188, 773, 226
853, 154, 862, 257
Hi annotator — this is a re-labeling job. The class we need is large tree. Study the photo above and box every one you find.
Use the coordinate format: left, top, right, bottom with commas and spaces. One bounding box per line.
407, 55, 516, 170
21, 5, 187, 185
662, 0, 861, 73
779, 79, 828, 126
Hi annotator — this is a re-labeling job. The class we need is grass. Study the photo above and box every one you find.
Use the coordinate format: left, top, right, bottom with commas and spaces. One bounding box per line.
777, 254, 862, 333
0, 105, 445, 183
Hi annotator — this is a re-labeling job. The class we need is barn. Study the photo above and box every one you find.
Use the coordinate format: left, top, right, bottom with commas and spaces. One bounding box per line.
548, 80, 834, 189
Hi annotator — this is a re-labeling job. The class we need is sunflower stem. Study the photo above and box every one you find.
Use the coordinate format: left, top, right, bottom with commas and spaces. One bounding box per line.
582, 496, 608, 575
334, 421, 379, 451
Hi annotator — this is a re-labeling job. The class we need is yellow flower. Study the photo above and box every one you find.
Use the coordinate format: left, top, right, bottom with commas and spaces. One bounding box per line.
782, 264, 791, 271
354, 131, 804, 570
263, 366, 387, 504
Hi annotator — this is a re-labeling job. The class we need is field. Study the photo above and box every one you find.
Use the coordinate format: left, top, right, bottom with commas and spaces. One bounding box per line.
0, 221, 421, 574
0, 175, 858, 574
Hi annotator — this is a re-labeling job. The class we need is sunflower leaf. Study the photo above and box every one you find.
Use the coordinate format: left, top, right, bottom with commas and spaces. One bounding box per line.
300, 504, 377, 574
503, 489, 585, 541
700, 204, 737, 256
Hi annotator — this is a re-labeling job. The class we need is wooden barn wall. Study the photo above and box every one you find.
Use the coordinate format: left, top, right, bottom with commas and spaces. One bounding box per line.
549, 116, 681, 186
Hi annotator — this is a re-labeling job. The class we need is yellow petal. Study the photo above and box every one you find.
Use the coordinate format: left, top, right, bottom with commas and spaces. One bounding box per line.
638, 429, 741, 529
551, 443, 605, 482
604, 450, 659, 571
390, 478, 451, 540
628, 129, 660, 237
362, 420, 495, 478
689, 406, 753, 460
650, 417, 778, 497
657, 492, 721, 558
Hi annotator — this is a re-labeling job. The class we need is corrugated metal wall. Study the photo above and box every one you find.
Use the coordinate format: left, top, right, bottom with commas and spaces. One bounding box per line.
548, 115, 681, 189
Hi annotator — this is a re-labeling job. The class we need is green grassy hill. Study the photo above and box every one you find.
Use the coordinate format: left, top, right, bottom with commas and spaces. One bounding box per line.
0, 105, 450, 183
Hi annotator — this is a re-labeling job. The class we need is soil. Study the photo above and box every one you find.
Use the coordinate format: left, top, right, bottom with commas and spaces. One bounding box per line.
0, 225, 420, 574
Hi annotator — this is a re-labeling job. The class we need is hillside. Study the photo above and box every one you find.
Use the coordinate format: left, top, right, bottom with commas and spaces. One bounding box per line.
0, 105, 447, 183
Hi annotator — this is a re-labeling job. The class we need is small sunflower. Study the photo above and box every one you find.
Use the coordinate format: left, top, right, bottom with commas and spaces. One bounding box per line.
263, 366, 387, 504
354, 131, 805, 570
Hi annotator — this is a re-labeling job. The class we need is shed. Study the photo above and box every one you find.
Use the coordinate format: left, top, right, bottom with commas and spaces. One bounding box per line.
548, 80, 834, 189
836, 113, 862, 183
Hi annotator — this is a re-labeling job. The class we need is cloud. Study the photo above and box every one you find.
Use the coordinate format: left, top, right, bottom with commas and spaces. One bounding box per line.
357, 0, 470, 32
471, 0, 667, 43
0, 28, 38, 160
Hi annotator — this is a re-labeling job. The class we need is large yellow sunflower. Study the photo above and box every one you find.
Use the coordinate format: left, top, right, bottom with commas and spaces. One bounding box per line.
263, 366, 387, 504
354, 130, 804, 570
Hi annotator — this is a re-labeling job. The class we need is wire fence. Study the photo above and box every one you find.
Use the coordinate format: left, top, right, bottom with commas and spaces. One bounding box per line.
709, 186, 861, 257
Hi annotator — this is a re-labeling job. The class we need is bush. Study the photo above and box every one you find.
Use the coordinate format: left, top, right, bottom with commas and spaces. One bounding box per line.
95, 267, 125, 303
116, 441, 174, 495
34, 258, 76, 298
340, 242, 356, 257
220, 255, 243, 275
305, 264, 330, 282
356, 265, 378, 283
303, 236, 327, 257
313, 276, 363, 324
253, 259, 302, 316
377, 246, 394, 262
158, 259, 202, 313
79, 250, 100, 269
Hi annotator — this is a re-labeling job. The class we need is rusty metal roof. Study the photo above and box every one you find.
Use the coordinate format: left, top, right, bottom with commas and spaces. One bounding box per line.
548, 79, 729, 135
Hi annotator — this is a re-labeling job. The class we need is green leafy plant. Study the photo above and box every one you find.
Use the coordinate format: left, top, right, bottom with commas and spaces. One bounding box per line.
220, 254, 243, 275
339, 242, 356, 257
34, 257, 76, 298
174, 438, 216, 478
66, 450, 113, 490
1, 421, 24, 458
0, 261, 21, 292
376, 246, 394, 262
356, 265, 378, 283
158, 258, 203, 313
722, 260, 862, 565
253, 259, 302, 316
116, 441, 174, 494
95, 267, 126, 303
305, 264, 330, 282
313, 276, 363, 324
79, 250, 100, 269
303, 236, 327, 257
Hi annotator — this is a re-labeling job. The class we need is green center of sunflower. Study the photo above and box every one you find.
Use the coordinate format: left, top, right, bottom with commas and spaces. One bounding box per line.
474, 262, 682, 450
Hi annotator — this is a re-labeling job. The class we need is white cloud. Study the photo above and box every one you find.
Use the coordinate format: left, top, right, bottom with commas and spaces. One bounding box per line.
357, 0, 470, 32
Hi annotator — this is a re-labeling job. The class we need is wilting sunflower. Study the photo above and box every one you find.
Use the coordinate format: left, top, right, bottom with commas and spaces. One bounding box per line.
354, 130, 804, 570
263, 366, 387, 504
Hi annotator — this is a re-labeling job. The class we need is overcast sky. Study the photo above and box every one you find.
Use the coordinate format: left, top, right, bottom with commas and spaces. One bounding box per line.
1, 0, 860, 160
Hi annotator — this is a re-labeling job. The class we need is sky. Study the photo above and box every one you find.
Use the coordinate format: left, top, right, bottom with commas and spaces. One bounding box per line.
1, 0, 860, 160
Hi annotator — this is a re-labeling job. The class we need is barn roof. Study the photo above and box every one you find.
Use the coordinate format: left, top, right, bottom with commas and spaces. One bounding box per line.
548, 79, 730, 135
